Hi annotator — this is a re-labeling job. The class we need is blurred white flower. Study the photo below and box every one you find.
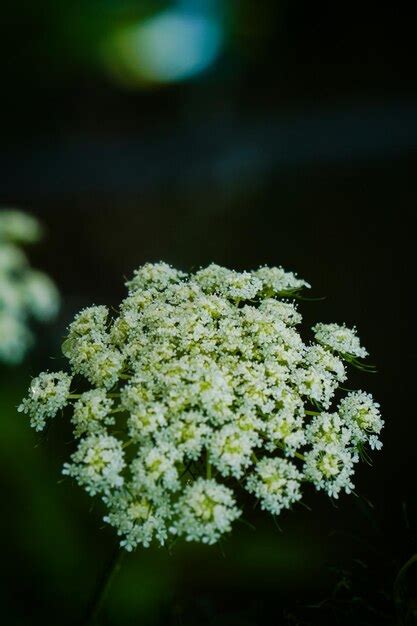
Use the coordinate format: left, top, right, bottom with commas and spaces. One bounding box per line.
0, 209, 60, 364
0, 210, 42, 243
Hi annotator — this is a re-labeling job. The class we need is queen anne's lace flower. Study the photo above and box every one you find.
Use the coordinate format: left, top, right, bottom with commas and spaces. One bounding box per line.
312, 322, 368, 359
305, 412, 352, 447
246, 457, 303, 515
304, 442, 358, 498
18, 371, 72, 430
0, 209, 59, 364
126, 262, 186, 293
209, 423, 259, 478
338, 391, 383, 449
19, 262, 383, 549
254, 265, 311, 295
131, 442, 181, 492
71, 389, 114, 437
195, 264, 263, 301
161, 410, 210, 460
103, 488, 171, 550
62, 434, 125, 496
172, 478, 241, 544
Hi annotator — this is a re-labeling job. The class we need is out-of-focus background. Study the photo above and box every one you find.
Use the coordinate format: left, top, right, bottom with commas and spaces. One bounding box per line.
0, 2, 416, 624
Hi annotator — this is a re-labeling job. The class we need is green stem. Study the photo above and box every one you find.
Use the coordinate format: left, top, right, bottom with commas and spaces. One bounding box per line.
393, 553, 417, 622
293, 450, 306, 461
68, 393, 121, 400
206, 454, 212, 479
276, 442, 306, 462
305, 410, 320, 416
82, 543, 124, 625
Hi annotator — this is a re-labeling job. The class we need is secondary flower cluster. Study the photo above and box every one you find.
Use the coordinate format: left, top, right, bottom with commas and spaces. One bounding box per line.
0, 209, 59, 364
19, 262, 383, 549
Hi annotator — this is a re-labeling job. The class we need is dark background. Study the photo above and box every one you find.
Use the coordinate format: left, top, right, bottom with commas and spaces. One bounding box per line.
0, 2, 416, 624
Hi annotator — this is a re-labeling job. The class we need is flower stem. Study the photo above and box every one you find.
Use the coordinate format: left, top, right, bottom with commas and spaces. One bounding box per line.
82, 542, 124, 625
293, 450, 306, 461
276, 442, 306, 462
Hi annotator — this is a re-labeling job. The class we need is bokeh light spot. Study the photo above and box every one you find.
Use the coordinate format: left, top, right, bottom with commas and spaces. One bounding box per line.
106, 9, 223, 86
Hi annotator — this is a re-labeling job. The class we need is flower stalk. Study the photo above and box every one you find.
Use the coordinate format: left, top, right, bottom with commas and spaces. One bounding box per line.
82, 543, 124, 625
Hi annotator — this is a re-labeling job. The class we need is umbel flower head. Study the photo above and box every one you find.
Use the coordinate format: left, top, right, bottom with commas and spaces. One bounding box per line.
0, 209, 60, 364
19, 262, 383, 550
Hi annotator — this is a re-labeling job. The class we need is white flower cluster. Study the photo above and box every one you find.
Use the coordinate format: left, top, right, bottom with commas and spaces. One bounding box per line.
18, 371, 72, 431
18, 262, 383, 550
0, 209, 60, 364
313, 322, 368, 360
